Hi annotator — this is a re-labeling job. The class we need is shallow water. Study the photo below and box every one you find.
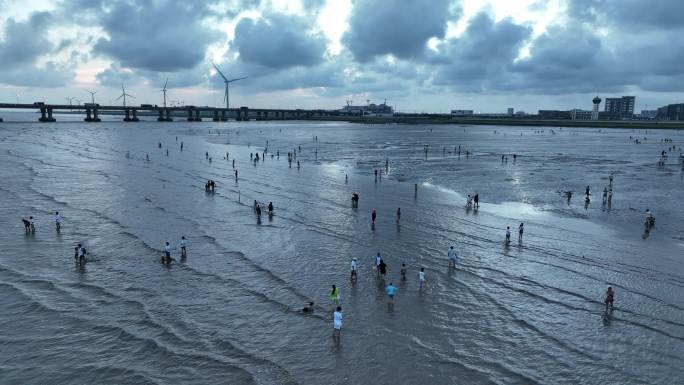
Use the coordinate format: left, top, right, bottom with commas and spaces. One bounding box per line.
1, 114, 683, 384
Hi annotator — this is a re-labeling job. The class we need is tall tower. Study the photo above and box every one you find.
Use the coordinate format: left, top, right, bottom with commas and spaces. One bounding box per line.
592, 96, 601, 120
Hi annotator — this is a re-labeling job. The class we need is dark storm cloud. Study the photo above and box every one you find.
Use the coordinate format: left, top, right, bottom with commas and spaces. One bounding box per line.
0, 12, 52, 68
96, 63, 208, 89
220, 0, 261, 18
568, 0, 684, 30
232, 13, 328, 69
211, 58, 344, 94
506, 23, 611, 93
0, 11, 74, 87
500, 4, 684, 95
90, 0, 217, 72
95, 64, 145, 88
429, 13, 532, 91
0, 62, 74, 87
342, 0, 456, 62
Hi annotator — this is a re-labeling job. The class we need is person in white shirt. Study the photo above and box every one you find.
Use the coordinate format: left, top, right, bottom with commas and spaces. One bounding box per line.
374, 253, 382, 276
180, 236, 187, 258
419, 268, 427, 289
54, 211, 62, 231
447, 246, 458, 268
162, 242, 172, 264
505, 227, 511, 244
350, 258, 358, 281
332, 306, 343, 340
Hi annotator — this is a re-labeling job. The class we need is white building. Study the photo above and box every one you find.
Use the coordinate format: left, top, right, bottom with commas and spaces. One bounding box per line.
571, 109, 593, 120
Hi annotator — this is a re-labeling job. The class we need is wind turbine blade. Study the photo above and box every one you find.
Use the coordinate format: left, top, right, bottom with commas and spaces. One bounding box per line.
224, 88, 227, 103
115, 95, 123, 101
212, 63, 229, 82
163, 78, 168, 90
227, 76, 248, 82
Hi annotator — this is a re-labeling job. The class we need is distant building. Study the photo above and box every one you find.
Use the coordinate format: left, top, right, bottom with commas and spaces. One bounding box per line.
340, 102, 393, 117
604, 96, 635, 119
507, 108, 514, 116
639, 110, 657, 119
538, 110, 572, 119
571, 109, 593, 120
656, 103, 684, 121
451, 109, 474, 117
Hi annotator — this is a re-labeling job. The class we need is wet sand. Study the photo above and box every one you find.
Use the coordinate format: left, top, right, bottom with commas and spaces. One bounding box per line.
0, 116, 682, 384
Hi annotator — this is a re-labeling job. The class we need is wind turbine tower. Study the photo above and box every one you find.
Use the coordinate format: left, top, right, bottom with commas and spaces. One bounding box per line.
86, 90, 97, 105
116, 84, 135, 107
160, 78, 169, 108
212, 63, 247, 109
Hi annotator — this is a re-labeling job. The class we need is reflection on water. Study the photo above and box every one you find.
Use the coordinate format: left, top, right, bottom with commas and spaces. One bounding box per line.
0, 118, 682, 384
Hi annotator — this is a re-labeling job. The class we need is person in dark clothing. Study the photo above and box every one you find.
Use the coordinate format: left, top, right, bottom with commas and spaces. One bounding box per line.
378, 259, 387, 277
302, 302, 315, 313
604, 287, 614, 312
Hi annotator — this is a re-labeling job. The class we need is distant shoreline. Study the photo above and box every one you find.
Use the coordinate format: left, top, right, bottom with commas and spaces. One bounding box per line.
312, 116, 684, 129
3, 111, 684, 129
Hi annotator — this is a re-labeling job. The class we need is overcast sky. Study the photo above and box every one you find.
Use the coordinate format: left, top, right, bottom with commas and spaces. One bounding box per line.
0, 0, 682, 113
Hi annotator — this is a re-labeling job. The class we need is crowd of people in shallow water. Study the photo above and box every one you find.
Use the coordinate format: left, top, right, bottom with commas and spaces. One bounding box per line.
20, 129, 681, 341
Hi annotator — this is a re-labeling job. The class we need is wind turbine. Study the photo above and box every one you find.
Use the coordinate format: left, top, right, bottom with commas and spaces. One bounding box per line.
85, 89, 97, 104
65, 97, 74, 107
160, 78, 168, 108
212, 63, 247, 109
115, 84, 135, 107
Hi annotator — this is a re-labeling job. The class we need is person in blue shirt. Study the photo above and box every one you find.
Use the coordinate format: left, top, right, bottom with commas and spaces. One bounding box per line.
385, 282, 397, 310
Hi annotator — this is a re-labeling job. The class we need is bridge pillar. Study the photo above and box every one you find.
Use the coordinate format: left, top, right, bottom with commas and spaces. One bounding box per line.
93, 108, 101, 122
47, 108, 56, 122
195, 109, 201, 121
132, 109, 139, 122
39, 108, 47, 122
124, 109, 131, 121
213, 110, 219, 122
157, 109, 164, 121
221, 110, 227, 121
187, 109, 193, 121
85, 109, 92, 122
241, 107, 250, 121
263, 111, 269, 120
165, 109, 172, 121
256, 110, 262, 121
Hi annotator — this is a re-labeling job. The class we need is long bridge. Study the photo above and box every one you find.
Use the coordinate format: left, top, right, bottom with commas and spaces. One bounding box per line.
0, 103, 338, 122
